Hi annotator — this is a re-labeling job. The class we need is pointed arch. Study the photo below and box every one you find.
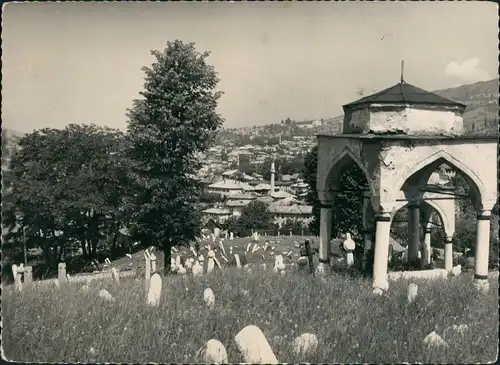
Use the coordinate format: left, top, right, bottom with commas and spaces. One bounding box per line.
318, 146, 375, 200
391, 198, 454, 237
394, 149, 486, 203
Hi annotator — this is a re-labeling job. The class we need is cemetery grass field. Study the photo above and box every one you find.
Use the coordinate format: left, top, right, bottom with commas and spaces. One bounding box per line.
3, 268, 498, 363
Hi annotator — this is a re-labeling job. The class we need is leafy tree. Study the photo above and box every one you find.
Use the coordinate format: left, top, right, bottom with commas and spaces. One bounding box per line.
200, 192, 224, 204
279, 219, 306, 235
5, 124, 130, 269
233, 200, 274, 237
222, 216, 239, 234
126, 40, 224, 273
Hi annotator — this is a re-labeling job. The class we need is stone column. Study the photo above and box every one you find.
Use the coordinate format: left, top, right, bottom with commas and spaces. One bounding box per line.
474, 210, 491, 291
443, 235, 453, 272
317, 202, 332, 275
372, 212, 392, 291
421, 228, 432, 268
407, 204, 420, 266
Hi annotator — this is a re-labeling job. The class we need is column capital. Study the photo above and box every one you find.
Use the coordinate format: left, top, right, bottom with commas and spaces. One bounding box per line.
407, 201, 421, 209
375, 212, 391, 222
477, 210, 492, 220
443, 236, 453, 243
319, 202, 333, 209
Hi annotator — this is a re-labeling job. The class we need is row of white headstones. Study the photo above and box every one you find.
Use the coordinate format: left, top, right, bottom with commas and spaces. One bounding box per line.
203, 230, 295, 242
165, 239, 290, 277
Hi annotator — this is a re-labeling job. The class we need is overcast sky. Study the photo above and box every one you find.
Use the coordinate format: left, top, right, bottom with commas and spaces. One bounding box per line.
2, 2, 498, 133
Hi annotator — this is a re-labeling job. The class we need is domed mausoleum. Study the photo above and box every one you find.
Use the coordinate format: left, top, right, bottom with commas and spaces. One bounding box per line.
342, 81, 467, 136
315, 70, 497, 293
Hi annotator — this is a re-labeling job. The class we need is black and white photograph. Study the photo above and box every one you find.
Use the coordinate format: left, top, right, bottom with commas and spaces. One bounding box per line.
1, 1, 498, 363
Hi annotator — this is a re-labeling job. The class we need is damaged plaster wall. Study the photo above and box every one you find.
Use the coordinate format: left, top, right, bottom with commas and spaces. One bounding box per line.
369, 106, 464, 136
343, 104, 464, 136
379, 140, 497, 208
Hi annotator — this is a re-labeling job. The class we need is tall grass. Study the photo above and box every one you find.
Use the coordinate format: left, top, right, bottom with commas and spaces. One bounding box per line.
2, 270, 498, 363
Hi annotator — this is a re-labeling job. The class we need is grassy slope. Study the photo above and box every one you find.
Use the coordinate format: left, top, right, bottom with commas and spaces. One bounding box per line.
3, 270, 498, 363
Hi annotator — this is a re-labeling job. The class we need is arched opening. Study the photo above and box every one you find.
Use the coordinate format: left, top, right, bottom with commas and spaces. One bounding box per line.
398, 153, 484, 212
389, 201, 449, 271
395, 155, 497, 276
324, 154, 371, 273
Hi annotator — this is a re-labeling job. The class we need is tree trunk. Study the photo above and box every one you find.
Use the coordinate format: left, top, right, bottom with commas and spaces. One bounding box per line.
110, 220, 119, 255
163, 240, 172, 275
81, 240, 88, 259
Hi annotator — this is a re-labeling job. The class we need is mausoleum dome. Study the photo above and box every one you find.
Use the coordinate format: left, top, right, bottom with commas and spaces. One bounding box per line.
342, 81, 467, 136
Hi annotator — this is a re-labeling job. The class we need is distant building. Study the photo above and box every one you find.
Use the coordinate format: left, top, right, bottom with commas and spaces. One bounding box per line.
267, 204, 313, 228
201, 208, 233, 224
207, 180, 250, 197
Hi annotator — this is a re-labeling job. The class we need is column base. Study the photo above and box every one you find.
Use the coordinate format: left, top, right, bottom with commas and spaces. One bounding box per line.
473, 278, 489, 293
316, 261, 330, 276
372, 278, 389, 292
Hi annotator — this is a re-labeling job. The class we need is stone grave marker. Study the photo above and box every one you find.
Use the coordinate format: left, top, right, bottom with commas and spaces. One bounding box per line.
99, 289, 115, 302
12, 264, 23, 292
196, 339, 228, 364
24, 266, 33, 285
111, 267, 120, 283
192, 260, 203, 277
234, 253, 241, 268
58, 263, 68, 286
147, 273, 162, 307
203, 287, 215, 309
293, 333, 318, 355
207, 250, 216, 274
234, 325, 278, 364
343, 233, 356, 267
407, 283, 418, 303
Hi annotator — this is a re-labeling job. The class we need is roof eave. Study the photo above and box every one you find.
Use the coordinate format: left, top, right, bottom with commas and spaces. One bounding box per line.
343, 101, 467, 112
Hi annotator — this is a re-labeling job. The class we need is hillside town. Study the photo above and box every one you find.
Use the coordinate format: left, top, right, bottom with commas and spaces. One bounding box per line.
197, 134, 317, 230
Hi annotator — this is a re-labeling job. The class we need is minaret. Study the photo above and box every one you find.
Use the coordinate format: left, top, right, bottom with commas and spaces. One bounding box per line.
270, 157, 276, 195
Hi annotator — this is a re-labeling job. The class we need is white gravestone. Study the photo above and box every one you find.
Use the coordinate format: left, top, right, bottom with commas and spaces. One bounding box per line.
297, 256, 308, 267
234, 253, 241, 268
58, 263, 68, 285
343, 233, 356, 267
203, 287, 215, 309
274, 255, 285, 273
234, 325, 279, 364
293, 333, 318, 355
207, 250, 216, 274
197, 339, 228, 364
111, 267, 120, 283
192, 261, 203, 277
407, 283, 418, 303
99, 289, 115, 302
423, 331, 447, 347
147, 273, 162, 307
